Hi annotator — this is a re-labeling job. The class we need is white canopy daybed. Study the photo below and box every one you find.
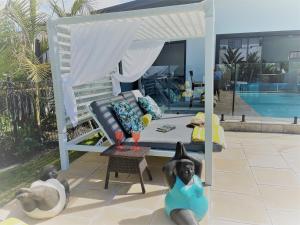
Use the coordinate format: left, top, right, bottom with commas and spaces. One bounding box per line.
47, 0, 215, 185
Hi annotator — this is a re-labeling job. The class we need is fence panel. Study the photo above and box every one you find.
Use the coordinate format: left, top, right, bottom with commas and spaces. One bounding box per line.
0, 79, 57, 144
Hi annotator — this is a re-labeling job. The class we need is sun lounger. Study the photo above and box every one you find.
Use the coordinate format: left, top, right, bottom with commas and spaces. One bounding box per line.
89, 91, 224, 154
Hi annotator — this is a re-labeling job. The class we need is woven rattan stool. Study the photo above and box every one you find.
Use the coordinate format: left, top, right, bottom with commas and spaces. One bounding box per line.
101, 145, 152, 194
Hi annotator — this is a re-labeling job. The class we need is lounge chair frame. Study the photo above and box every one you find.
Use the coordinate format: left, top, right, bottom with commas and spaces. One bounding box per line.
47, 0, 216, 185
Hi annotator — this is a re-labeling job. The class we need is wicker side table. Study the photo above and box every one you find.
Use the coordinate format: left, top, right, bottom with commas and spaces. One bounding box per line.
101, 145, 152, 194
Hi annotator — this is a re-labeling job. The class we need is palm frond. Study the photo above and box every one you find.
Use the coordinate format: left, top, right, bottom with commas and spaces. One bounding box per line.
247, 52, 260, 63
0, 14, 22, 53
39, 34, 48, 54
50, 0, 67, 17
71, 0, 95, 16
222, 47, 244, 65
4, 0, 48, 47
18, 53, 51, 82
29, 0, 37, 41
5, 0, 31, 45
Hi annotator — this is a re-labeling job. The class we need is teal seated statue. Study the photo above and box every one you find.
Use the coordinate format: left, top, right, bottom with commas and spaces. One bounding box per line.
163, 142, 208, 225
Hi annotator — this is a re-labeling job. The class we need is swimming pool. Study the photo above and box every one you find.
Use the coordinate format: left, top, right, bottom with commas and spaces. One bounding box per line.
239, 92, 300, 118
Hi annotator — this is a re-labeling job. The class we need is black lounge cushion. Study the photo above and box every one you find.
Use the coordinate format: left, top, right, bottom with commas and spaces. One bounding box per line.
90, 95, 127, 142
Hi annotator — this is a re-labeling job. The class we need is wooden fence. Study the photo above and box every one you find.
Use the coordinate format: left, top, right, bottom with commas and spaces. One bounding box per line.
0, 78, 58, 144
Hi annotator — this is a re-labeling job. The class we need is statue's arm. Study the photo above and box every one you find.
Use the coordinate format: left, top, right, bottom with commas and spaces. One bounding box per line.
163, 161, 177, 189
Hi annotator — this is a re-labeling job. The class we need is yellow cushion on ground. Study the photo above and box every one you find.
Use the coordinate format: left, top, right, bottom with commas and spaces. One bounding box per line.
195, 112, 220, 126
0, 218, 28, 225
192, 124, 226, 148
141, 114, 152, 127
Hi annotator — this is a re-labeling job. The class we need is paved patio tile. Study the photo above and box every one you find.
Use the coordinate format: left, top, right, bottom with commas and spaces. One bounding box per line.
258, 185, 300, 211
2, 132, 300, 225
211, 219, 258, 225
27, 214, 90, 225
213, 158, 250, 173
113, 187, 166, 211
213, 148, 246, 160
246, 154, 289, 169
211, 190, 271, 225
267, 209, 300, 225
212, 171, 260, 196
243, 144, 281, 156
252, 167, 300, 187
89, 206, 153, 225
281, 147, 300, 173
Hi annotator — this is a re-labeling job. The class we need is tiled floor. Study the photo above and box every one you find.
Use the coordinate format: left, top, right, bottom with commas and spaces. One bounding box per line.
1, 132, 300, 225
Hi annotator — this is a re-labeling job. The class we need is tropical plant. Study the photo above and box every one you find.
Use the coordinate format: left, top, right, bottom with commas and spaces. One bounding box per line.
247, 51, 260, 64
262, 62, 280, 74
0, 13, 23, 78
50, 0, 96, 17
222, 47, 245, 80
0, 115, 13, 134
243, 51, 261, 82
4, 0, 47, 50
2, 0, 51, 126
222, 47, 245, 66
18, 51, 50, 82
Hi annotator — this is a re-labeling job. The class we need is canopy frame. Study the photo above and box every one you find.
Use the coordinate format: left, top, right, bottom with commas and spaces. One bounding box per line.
47, 0, 215, 185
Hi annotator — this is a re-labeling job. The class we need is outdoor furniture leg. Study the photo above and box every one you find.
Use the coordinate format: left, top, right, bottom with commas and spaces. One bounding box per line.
146, 167, 153, 181
104, 158, 111, 189
104, 170, 110, 189
138, 167, 146, 194
101, 146, 152, 193
189, 97, 193, 108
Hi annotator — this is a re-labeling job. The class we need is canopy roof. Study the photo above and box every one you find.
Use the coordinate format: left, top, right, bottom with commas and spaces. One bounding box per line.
98, 0, 204, 13
54, 0, 213, 42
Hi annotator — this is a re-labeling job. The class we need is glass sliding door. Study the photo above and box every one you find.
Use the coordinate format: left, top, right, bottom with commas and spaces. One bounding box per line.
141, 40, 203, 113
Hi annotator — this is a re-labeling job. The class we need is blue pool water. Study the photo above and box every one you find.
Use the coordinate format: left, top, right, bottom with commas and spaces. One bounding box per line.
239, 92, 300, 118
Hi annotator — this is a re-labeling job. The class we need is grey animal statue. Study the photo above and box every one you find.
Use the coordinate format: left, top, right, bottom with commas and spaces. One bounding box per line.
16, 165, 70, 219
163, 142, 208, 225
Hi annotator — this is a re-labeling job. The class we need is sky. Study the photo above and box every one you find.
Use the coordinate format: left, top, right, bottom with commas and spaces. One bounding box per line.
0, 0, 5, 10
0, 0, 132, 12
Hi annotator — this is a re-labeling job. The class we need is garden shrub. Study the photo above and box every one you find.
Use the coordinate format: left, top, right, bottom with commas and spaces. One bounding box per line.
0, 115, 43, 165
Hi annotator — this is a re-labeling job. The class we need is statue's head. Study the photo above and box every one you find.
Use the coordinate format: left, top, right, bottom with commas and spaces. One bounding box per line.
163, 142, 202, 188
176, 159, 195, 185
40, 165, 58, 181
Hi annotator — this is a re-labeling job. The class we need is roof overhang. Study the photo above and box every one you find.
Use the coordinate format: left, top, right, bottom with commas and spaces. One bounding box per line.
50, 0, 214, 42
97, 0, 204, 14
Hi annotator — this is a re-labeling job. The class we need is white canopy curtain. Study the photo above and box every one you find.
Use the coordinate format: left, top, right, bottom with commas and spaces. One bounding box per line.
66, 20, 140, 125
111, 40, 164, 96
113, 40, 164, 83
67, 22, 164, 125
60, 3, 208, 126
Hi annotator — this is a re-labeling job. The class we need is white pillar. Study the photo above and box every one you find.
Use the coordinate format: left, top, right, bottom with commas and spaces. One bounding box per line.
204, 13, 215, 185
47, 20, 70, 170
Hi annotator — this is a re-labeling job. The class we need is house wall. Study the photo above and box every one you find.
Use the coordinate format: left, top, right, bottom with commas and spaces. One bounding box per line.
186, 38, 205, 82
186, 0, 300, 81
262, 35, 300, 63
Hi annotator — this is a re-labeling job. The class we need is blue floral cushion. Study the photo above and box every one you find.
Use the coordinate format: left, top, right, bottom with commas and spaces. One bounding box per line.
112, 101, 144, 135
138, 96, 162, 120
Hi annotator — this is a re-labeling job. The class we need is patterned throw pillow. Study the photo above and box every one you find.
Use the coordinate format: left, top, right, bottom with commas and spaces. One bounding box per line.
112, 101, 144, 135
138, 96, 162, 120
